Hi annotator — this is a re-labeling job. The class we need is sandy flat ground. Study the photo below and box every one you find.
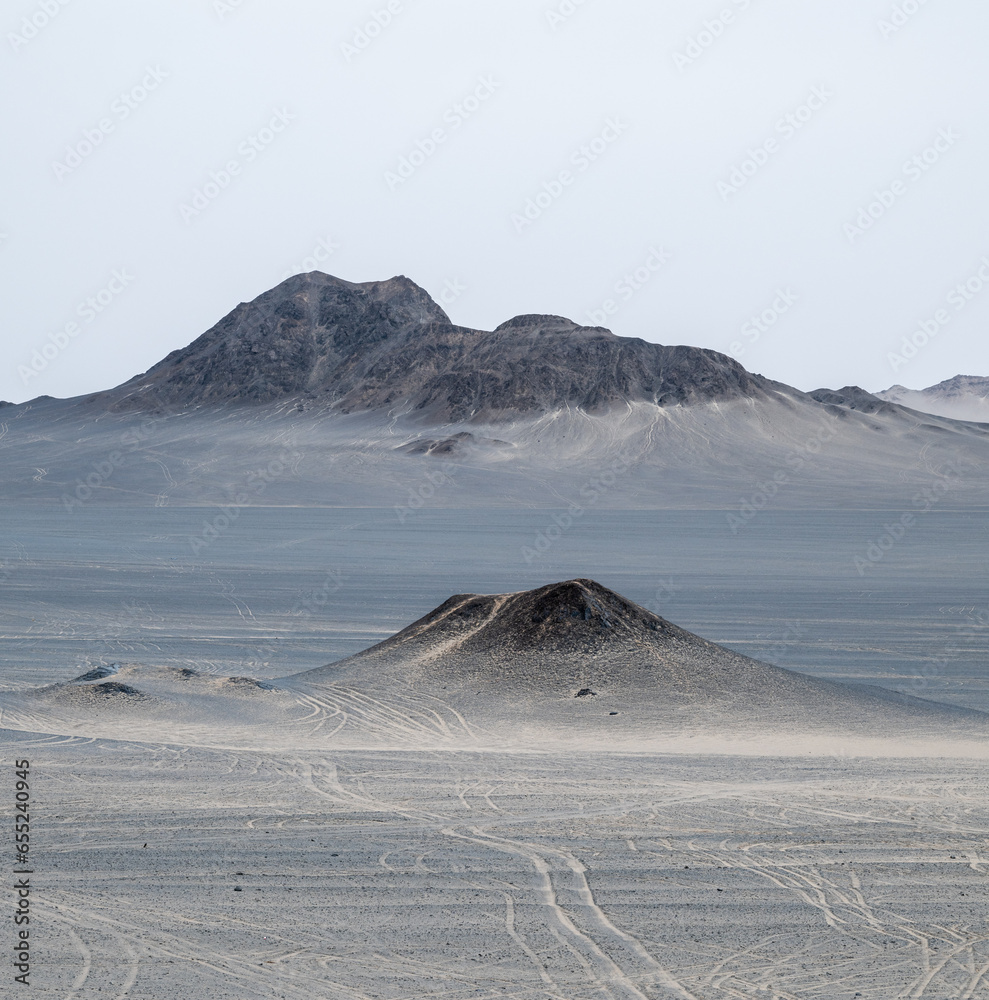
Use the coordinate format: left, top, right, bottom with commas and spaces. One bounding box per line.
3, 503, 987, 998
7, 728, 988, 1000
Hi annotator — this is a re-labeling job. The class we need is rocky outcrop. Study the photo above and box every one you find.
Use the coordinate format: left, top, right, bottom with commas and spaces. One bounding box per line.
93, 272, 778, 420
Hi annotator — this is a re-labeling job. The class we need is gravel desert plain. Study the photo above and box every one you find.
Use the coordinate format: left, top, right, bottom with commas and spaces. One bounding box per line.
3, 273, 988, 999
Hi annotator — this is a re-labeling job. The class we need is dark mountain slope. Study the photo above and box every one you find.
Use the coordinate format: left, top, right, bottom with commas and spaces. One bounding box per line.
92, 272, 779, 420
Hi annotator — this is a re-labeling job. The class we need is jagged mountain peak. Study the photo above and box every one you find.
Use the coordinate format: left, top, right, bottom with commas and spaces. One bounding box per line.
258, 271, 449, 323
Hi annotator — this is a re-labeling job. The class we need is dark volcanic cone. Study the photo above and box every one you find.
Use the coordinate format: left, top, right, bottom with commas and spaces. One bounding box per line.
287, 580, 988, 742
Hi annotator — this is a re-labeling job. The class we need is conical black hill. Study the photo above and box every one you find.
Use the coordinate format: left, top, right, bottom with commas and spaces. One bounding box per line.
286, 579, 988, 746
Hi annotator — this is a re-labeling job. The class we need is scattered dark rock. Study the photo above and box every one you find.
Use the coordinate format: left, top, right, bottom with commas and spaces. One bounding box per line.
575, 688, 597, 698
88, 682, 144, 697
226, 676, 276, 690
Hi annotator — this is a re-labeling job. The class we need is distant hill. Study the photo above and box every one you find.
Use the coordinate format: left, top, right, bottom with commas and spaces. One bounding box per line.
878, 375, 989, 424
2, 273, 988, 509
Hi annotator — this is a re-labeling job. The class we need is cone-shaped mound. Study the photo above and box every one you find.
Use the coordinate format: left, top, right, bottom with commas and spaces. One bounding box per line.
286, 580, 988, 747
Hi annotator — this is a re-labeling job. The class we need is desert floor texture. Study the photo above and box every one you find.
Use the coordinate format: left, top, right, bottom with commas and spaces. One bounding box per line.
2, 505, 987, 999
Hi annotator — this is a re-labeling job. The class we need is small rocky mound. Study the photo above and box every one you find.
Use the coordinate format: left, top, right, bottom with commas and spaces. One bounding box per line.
72, 664, 120, 682
225, 676, 276, 691
396, 432, 475, 456
287, 579, 989, 737
85, 681, 145, 698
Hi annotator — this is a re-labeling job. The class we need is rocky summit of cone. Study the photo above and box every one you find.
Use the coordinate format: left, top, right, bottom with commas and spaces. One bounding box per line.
357, 578, 700, 660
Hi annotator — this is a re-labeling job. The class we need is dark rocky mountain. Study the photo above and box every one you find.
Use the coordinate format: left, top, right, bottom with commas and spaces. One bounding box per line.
4, 272, 988, 511
93, 272, 779, 421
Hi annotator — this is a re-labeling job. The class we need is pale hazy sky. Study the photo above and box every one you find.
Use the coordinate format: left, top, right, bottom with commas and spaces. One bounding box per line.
2, 0, 988, 404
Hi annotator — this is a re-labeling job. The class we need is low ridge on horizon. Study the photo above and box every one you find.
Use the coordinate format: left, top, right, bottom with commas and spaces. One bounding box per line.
877, 375, 989, 424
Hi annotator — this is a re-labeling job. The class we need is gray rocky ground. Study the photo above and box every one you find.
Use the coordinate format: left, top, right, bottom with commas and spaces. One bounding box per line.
2, 506, 987, 997
6, 730, 988, 1000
